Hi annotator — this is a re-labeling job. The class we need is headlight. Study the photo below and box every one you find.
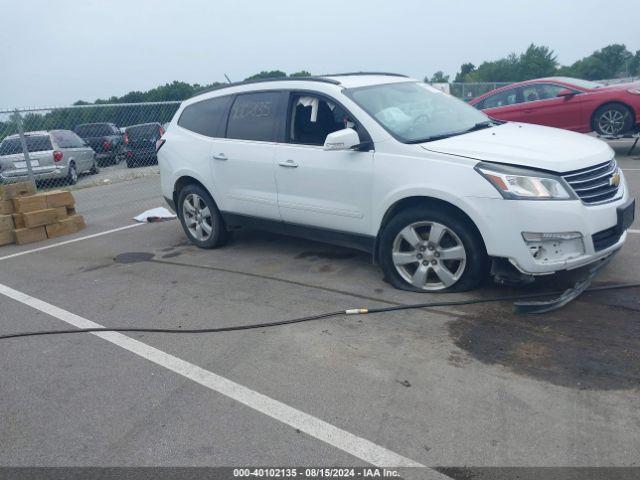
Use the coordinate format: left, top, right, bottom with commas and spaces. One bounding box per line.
475, 162, 575, 200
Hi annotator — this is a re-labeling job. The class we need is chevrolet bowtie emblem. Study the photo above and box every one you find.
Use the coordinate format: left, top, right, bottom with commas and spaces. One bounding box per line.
610, 171, 621, 187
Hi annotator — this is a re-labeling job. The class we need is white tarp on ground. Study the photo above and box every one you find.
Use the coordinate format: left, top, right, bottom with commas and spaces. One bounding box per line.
133, 207, 177, 223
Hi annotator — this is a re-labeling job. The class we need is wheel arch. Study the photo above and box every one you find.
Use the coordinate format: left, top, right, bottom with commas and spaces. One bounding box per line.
173, 175, 210, 216
373, 195, 487, 263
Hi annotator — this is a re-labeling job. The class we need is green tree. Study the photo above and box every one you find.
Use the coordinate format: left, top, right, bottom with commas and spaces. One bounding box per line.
427, 71, 450, 83
454, 63, 475, 82
290, 70, 312, 77
243, 70, 287, 81
517, 44, 557, 80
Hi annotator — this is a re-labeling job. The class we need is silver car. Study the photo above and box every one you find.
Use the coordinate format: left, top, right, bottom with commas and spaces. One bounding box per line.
0, 130, 99, 185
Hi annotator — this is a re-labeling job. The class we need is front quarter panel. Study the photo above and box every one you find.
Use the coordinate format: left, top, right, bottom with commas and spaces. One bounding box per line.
372, 145, 499, 243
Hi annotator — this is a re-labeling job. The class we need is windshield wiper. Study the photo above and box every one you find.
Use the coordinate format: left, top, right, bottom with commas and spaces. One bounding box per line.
411, 121, 496, 143
463, 120, 495, 133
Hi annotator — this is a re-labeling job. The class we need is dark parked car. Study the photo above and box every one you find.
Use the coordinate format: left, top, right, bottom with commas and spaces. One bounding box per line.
123, 122, 164, 168
74, 123, 125, 166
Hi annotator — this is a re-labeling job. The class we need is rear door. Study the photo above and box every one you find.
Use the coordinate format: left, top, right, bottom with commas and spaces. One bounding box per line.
475, 87, 522, 121
209, 91, 285, 220
517, 83, 583, 130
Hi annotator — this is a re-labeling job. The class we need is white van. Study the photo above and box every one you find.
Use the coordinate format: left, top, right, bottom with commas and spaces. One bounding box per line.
158, 73, 634, 292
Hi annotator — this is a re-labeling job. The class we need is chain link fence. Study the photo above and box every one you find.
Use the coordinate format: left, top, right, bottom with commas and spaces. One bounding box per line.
0, 102, 180, 192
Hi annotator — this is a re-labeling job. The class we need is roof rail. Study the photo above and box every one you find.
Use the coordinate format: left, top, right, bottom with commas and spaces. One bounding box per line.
190, 76, 341, 99
322, 72, 409, 78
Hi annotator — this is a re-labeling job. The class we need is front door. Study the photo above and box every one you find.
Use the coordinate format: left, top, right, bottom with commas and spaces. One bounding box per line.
517, 83, 583, 131
274, 93, 373, 235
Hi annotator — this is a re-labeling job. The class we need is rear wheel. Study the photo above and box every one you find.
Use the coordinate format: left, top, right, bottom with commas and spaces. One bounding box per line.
593, 103, 634, 136
66, 162, 78, 185
178, 184, 230, 249
379, 206, 489, 292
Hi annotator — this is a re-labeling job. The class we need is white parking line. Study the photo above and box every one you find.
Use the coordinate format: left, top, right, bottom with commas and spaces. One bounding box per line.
0, 282, 446, 476
0, 223, 144, 262
629, 229, 640, 234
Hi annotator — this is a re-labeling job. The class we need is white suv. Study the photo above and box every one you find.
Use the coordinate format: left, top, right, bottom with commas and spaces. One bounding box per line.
158, 73, 635, 292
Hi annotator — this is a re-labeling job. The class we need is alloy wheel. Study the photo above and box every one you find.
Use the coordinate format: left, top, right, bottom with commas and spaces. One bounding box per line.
598, 109, 627, 136
182, 193, 213, 241
391, 221, 467, 291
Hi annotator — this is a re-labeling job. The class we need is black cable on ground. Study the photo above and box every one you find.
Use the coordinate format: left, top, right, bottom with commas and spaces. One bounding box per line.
1, 282, 638, 341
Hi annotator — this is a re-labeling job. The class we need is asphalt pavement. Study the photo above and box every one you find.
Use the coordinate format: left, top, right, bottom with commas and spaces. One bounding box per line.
0, 142, 638, 478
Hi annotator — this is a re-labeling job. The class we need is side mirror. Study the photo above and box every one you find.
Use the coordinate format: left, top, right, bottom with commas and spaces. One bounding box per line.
323, 128, 361, 151
556, 89, 575, 99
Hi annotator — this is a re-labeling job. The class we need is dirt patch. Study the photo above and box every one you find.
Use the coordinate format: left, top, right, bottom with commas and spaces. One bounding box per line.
448, 288, 640, 390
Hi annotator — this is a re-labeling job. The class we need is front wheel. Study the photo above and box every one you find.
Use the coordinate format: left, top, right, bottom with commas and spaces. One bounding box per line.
178, 184, 230, 249
379, 207, 489, 292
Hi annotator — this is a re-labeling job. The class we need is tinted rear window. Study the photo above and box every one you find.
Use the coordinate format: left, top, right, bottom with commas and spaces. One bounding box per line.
226, 92, 281, 142
178, 96, 231, 137
0, 135, 52, 155
75, 124, 114, 138
126, 124, 160, 139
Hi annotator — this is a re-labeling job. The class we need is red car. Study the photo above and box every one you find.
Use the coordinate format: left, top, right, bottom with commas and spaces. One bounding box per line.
470, 76, 640, 137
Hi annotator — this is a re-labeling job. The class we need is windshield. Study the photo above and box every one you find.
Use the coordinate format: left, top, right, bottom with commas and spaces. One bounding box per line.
74, 124, 114, 138
552, 77, 603, 90
126, 124, 160, 140
0, 135, 52, 156
346, 81, 491, 143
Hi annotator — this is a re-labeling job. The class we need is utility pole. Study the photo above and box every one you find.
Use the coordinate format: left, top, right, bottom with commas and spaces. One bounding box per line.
12, 110, 37, 189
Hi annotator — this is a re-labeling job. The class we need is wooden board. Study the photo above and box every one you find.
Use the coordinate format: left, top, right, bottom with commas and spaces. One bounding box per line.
0, 200, 14, 215
0, 182, 36, 201
12, 213, 25, 229
0, 214, 14, 232
14, 226, 47, 245
45, 190, 75, 208
23, 208, 61, 228
12, 195, 48, 213
45, 214, 85, 239
0, 230, 14, 246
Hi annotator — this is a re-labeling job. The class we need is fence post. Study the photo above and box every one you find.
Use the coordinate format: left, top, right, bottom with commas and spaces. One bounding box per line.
11, 109, 37, 190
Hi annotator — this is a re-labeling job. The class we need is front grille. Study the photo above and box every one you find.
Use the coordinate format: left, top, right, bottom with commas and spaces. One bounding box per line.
592, 226, 622, 251
562, 159, 620, 205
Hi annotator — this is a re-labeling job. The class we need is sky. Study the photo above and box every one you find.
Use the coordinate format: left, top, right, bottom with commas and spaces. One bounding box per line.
1, 0, 638, 108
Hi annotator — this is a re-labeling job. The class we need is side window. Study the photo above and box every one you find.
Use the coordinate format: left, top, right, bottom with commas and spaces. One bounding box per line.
480, 89, 518, 109
535, 84, 566, 100
52, 131, 76, 148
226, 92, 281, 142
520, 84, 567, 103
69, 132, 86, 147
178, 96, 232, 137
289, 95, 354, 146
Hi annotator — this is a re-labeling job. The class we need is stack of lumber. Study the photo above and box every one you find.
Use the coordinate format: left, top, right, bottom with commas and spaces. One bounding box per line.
0, 182, 85, 246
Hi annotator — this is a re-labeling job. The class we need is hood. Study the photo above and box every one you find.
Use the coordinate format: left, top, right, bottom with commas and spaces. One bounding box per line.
421, 122, 613, 172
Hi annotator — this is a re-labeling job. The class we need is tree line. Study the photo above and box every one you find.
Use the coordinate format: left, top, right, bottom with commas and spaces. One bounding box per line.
427, 43, 640, 83
2, 44, 638, 141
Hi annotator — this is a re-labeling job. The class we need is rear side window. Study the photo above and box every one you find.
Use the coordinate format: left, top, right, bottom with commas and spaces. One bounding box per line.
52, 131, 84, 148
480, 88, 518, 109
0, 135, 52, 155
226, 92, 281, 142
178, 96, 231, 137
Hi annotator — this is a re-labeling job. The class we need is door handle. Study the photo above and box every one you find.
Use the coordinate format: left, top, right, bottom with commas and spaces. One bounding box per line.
278, 159, 298, 168
212, 153, 227, 161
